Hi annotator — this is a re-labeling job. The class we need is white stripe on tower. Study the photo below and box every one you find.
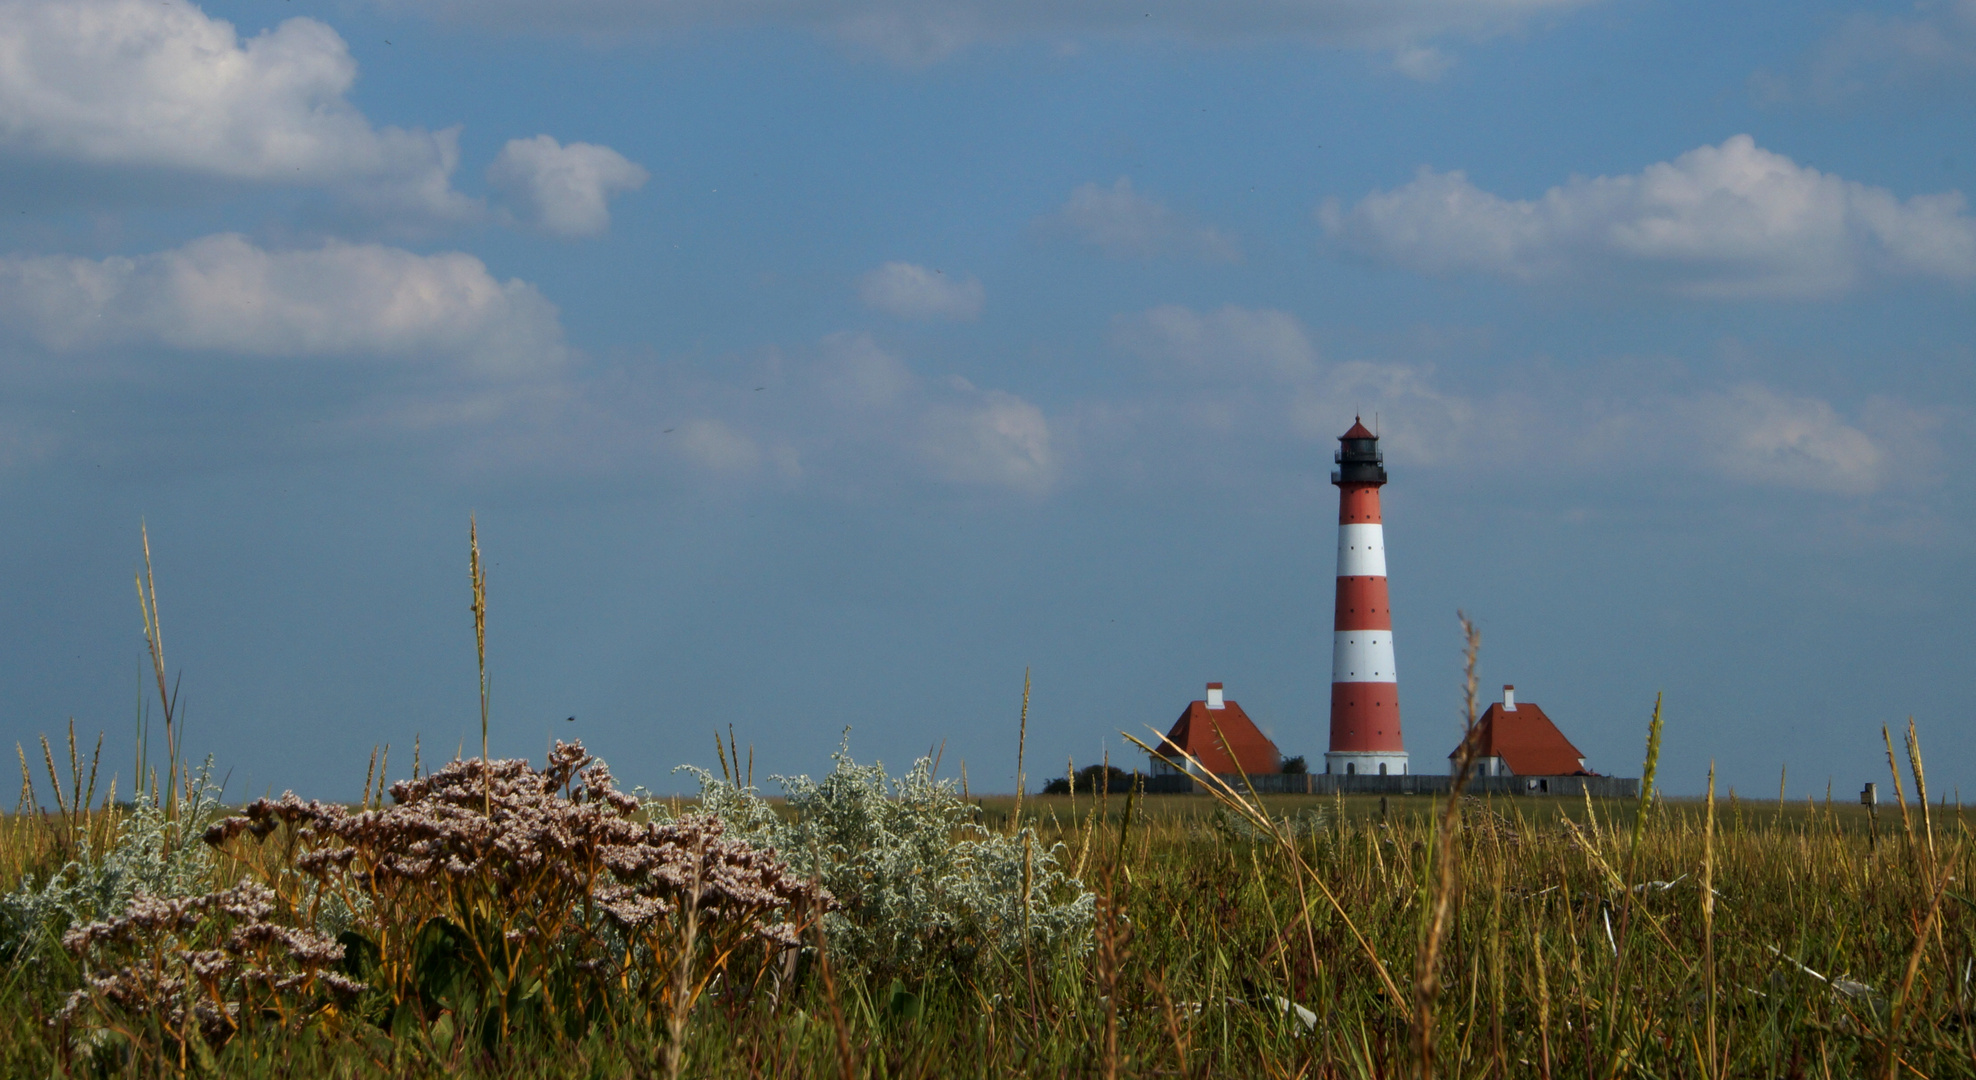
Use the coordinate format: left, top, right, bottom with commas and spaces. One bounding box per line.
1335, 523, 1387, 578
1331, 631, 1397, 682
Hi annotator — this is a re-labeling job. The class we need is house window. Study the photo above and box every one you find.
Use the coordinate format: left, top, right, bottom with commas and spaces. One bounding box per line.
1346, 763, 1356, 776
1378, 763, 1387, 775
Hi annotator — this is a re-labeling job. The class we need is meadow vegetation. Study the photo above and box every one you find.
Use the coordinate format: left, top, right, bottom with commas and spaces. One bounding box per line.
2, 541, 1969, 1076
5, 720, 1972, 1078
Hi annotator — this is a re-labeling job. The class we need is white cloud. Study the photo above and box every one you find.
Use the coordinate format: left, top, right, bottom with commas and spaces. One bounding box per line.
1655, 385, 1889, 495
1099, 302, 1914, 497
1320, 372, 1897, 495
639, 333, 1057, 493
920, 385, 1056, 493
1484, 378, 1908, 497
1752, 0, 1976, 105
856, 261, 985, 321
818, 329, 915, 407
1043, 178, 1239, 262
0, 0, 482, 219
674, 418, 762, 472
1322, 136, 1976, 297
830, 335, 1058, 493
1102, 305, 1480, 467
1289, 360, 1479, 464
0, 418, 52, 472
487, 135, 649, 238
1092, 305, 1484, 475
371, 0, 1596, 66
1391, 44, 1453, 81
0, 233, 567, 376
1112, 305, 1318, 382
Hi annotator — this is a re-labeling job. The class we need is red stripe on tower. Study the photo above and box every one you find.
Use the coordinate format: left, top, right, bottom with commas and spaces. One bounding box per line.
1325, 418, 1409, 778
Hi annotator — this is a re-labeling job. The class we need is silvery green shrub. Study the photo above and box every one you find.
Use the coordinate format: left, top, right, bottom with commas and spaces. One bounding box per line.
0, 762, 226, 965
665, 738, 1094, 983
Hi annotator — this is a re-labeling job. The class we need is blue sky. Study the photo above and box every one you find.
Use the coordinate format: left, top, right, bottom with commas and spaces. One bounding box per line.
2, 0, 1972, 803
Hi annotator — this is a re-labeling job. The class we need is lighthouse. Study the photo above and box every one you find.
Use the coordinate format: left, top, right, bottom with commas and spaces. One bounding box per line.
1325, 419, 1409, 777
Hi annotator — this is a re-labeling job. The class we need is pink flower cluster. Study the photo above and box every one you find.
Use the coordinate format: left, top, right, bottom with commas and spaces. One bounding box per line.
200, 741, 828, 1020
59, 881, 363, 1045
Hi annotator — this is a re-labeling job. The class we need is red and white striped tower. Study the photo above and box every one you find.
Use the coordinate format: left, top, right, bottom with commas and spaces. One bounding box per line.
1325, 418, 1409, 777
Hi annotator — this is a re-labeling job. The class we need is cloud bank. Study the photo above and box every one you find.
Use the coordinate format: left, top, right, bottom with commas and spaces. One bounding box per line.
0, 234, 568, 376
1321, 135, 1976, 297
1104, 304, 1910, 497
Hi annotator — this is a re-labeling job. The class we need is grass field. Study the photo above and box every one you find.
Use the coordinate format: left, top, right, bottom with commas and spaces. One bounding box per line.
4, 548, 1963, 1076
5, 733, 1972, 1079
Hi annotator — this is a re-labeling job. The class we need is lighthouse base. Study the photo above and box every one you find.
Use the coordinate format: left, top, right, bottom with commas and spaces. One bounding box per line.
1324, 751, 1410, 777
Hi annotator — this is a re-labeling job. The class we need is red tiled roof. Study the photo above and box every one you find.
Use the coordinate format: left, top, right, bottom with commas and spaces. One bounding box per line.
1455, 701, 1590, 776
1157, 699, 1281, 775
1341, 419, 1375, 440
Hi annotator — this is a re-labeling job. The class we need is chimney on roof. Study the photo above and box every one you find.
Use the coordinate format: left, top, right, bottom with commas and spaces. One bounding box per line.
1206, 682, 1225, 710
1503, 685, 1516, 711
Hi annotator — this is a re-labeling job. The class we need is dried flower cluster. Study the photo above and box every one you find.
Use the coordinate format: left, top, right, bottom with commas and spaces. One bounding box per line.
58, 881, 361, 1047
202, 742, 826, 1033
